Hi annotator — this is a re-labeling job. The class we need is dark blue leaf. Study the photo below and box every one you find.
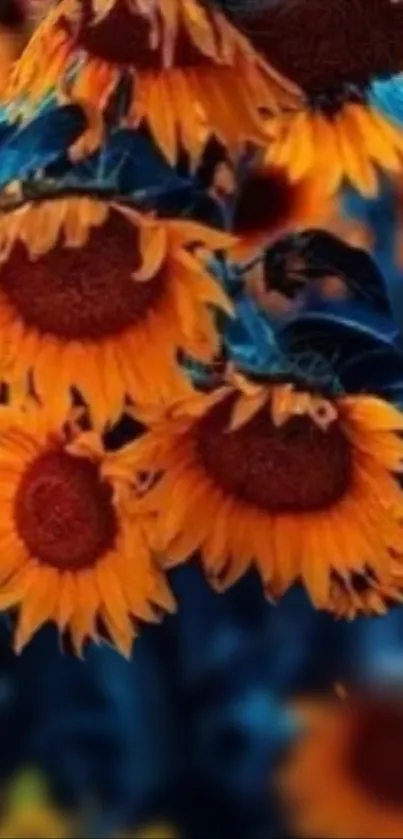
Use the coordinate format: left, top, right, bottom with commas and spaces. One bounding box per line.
0, 105, 87, 186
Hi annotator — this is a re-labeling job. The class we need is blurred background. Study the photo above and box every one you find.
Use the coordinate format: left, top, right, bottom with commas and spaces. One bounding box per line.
0, 555, 401, 838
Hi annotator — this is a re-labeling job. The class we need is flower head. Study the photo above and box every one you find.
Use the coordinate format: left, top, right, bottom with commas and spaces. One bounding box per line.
8, 0, 300, 164
222, 0, 403, 91
0, 195, 232, 426
281, 691, 403, 838
230, 163, 332, 259
0, 769, 72, 839
0, 0, 32, 97
221, 0, 403, 194
131, 371, 403, 612
0, 400, 175, 655
267, 100, 403, 197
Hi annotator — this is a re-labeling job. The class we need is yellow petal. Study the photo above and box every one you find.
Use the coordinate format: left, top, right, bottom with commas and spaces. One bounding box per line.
226, 390, 268, 432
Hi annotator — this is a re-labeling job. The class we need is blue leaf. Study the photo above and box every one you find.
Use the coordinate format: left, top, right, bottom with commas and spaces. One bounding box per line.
0, 105, 87, 186
370, 75, 403, 127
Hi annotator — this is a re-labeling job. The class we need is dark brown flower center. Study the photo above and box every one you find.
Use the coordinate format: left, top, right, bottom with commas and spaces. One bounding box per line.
14, 448, 118, 569
219, 0, 403, 90
307, 83, 366, 117
347, 698, 403, 809
0, 0, 25, 29
195, 394, 352, 512
65, 0, 218, 69
0, 207, 166, 340
232, 167, 297, 238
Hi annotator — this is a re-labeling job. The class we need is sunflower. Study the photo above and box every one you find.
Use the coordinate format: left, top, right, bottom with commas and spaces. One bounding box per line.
230, 162, 333, 260
0, 770, 72, 839
7, 0, 300, 166
120, 824, 180, 839
0, 195, 232, 426
266, 96, 403, 198
0, 399, 175, 655
0, 1, 31, 97
0, 0, 51, 88
328, 570, 403, 620
131, 371, 403, 612
280, 692, 403, 838
220, 0, 403, 195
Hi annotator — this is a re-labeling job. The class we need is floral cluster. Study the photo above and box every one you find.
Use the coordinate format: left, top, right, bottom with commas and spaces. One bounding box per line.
0, 2, 402, 837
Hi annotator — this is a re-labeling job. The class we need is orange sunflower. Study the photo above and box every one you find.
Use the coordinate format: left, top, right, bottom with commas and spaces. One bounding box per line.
280, 693, 403, 838
0, 0, 53, 86
266, 101, 403, 198
0, 1, 32, 97
7, 0, 301, 165
131, 372, 403, 612
221, 0, 403, 195
230, 162, 332, 260
0, 195, 232, 426
0, 770, 73, 839
328, 564, 403, 620
0, 399, 175, 656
